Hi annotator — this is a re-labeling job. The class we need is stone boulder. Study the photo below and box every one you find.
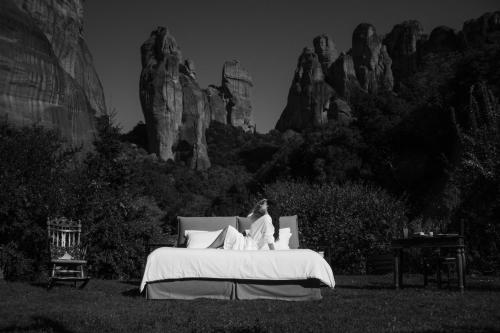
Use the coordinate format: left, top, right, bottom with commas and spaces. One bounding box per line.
139, 27, 210, 170
0, 0, 106, 147
384, 20, 426, 82
351, 23, 394, 94
221, 60, 255, 132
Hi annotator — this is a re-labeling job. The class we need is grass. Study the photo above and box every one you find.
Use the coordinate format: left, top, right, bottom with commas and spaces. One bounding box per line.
1, 275, 499, 333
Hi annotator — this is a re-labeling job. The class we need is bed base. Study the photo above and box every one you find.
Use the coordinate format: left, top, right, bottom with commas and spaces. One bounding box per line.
145, 278, 322, 301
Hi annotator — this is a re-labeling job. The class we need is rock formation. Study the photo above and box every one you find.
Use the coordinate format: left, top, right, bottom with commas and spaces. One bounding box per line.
328, 52, 360, 102
0, 0, 106, 146
426, 26, 461, 53
275, 47, 334, 132
384, 20, 425, 82
351, 23, 394, 94
221, 60, 255, 132
139, 27, 210, 170
204, 86, 227, 126
462, 11, 500, 47
275, 25, 392, 132
466, 82, 499, 133
139, 28, 255, 169
313, 34, 338, 75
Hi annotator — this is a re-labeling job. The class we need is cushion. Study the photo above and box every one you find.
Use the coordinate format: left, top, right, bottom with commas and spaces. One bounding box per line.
279, 216, 300, 249
237, 215, 300, 249
275, 230, 292, 250
185, 229, 222, 248
177, 217, 237, 247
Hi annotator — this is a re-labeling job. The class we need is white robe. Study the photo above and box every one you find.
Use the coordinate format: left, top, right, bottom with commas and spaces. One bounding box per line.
223, 214, 275, 250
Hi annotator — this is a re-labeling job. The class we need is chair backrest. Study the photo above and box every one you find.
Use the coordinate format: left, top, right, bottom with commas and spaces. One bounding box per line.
47, 217, 84, 260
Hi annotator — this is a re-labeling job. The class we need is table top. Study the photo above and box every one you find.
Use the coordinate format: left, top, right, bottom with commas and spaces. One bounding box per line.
391, 234, 464, 248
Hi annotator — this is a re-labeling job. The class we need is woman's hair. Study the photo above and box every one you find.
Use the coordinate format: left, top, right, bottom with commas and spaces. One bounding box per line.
248, 199, 268, 220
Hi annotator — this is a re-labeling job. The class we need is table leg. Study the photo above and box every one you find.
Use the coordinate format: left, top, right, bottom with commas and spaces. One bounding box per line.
394, 249, 402, 289
456, 247, 464, 293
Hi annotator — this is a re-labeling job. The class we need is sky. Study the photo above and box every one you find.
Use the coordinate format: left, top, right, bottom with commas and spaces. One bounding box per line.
83, 0, 499, 134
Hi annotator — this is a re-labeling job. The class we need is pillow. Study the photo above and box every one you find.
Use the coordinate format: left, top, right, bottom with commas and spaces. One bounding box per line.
185, 229, 222, 249
275, 228, 292, 250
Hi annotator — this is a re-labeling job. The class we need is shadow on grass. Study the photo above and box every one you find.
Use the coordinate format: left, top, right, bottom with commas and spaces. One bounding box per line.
0, 316, 74, 333
336, 283, 394, 290
122, 287, 142, 298
119, 280, 140, 286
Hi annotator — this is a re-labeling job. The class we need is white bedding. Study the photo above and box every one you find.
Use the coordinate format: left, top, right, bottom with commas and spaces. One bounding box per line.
140, 247, 335, 292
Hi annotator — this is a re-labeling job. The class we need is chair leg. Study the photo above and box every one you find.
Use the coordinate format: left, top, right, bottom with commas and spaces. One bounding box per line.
79, 278, 90, 289
47, 278, 54, 290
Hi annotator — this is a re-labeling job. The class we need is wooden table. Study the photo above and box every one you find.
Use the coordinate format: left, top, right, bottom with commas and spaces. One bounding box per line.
391, 235, 465, 292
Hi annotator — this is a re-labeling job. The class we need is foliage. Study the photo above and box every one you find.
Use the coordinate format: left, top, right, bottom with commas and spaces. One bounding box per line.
263, 180, 407, 273
0, 122, 77, 280
0, 119, 166, 280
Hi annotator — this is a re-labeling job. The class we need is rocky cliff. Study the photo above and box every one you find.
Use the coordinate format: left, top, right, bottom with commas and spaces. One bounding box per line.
0, 0, 106, 146
222, 60, 255, 132
276, 11, 500, 133
139, 27, 255, 169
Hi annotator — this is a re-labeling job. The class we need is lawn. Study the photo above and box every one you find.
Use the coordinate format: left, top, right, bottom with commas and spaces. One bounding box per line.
1, 275, 499, 333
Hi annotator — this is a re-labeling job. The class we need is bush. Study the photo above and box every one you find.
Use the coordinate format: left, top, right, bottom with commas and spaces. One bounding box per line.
0, 122, 77, 280
263, 180, 407, 273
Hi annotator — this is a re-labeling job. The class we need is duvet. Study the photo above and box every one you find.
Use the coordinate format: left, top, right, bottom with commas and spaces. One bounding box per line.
140, 247, 335, 292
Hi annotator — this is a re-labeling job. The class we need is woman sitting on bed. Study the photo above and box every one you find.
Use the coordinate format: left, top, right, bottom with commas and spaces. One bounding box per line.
208, 199, 275, 250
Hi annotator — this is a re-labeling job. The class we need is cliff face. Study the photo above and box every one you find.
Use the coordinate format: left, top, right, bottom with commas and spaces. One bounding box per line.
275, 47, 335, 132
384, 20, 425, 83
222, 60, 255, 132
0, 0, 106, 146
277, 23, 397, 132
351, 24, 394, 94
276, 11, 500, 133
139, 27, 255, 169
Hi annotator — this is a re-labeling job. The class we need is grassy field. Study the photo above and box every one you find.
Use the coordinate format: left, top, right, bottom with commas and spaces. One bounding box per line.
1, 275, 499, 333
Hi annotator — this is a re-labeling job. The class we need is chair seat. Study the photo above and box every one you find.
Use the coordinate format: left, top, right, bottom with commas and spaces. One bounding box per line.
50, 276, 90, 281
51, 259, 87, 264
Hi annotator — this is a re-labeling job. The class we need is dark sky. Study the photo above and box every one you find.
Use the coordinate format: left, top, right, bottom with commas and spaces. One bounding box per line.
84, 0, 498, 133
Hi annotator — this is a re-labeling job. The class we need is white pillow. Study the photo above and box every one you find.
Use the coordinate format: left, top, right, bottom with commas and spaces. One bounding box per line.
185, 229, 222, 248
274, 229, 292, 250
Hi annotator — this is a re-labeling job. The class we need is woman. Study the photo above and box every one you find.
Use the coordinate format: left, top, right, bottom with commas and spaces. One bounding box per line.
208, 199, 275, 250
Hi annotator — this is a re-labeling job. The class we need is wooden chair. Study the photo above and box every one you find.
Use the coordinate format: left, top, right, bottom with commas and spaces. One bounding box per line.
47, 217, 90, 289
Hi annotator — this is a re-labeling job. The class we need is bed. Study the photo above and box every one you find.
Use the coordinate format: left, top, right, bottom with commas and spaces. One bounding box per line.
140, 216, 335, 300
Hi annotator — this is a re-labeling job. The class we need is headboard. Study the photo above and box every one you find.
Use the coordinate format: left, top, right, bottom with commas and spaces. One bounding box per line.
177, 216, 237, 247
236, 215, 300, 249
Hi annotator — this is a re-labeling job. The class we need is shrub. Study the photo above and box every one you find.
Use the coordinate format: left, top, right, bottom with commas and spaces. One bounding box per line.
263, 180, 407, 273
0, 122, 77, 280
